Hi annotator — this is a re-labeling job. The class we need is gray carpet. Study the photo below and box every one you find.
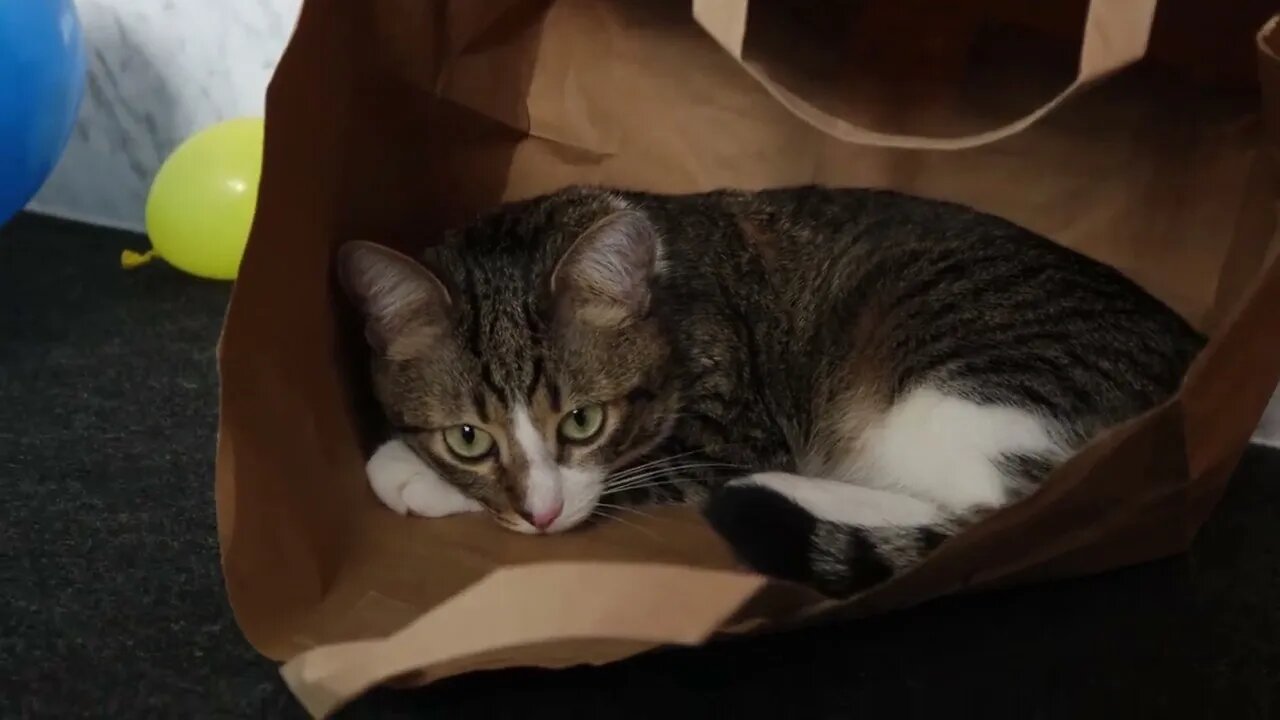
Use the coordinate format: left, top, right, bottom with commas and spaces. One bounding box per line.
2, 212, 1278, 719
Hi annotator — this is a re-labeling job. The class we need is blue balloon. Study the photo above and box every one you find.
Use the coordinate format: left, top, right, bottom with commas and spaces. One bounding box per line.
0, 0, 86, 226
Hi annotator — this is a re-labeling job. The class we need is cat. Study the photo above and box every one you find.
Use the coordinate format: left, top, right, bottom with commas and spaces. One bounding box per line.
338, 185, 1204, 597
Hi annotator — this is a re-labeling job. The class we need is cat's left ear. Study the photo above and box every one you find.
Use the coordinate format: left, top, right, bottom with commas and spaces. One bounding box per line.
551, 210, 661, 327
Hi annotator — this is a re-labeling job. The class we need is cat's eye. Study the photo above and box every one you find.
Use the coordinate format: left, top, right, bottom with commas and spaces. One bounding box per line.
558, 404, 605, 443
442, 424, 494, 460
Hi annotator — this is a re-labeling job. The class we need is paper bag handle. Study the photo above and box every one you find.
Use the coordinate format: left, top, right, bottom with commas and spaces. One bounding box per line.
692, 0, 1159, 150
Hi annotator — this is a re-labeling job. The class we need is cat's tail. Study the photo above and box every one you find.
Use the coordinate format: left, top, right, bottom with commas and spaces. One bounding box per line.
703, 473, 986, 598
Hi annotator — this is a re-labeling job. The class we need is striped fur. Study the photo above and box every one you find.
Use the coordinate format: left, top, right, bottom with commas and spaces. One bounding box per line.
343, 185, 1204, 596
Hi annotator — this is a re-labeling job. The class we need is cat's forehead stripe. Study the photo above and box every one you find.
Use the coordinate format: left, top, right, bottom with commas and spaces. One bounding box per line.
478, 362, 504, 400
547, 380, 562, 413
526, 356, 544, 402
474, 313, 544, 404
471, 389, 489, 424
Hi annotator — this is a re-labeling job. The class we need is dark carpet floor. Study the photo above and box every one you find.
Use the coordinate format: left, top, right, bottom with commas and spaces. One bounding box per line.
2, 212, 1279, 719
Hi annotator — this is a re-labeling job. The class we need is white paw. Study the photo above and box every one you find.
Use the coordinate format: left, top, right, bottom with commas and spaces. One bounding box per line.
366, 440, 483, 518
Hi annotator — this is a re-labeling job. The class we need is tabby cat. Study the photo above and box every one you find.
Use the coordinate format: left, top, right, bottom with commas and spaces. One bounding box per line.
338, 185, 1203, 597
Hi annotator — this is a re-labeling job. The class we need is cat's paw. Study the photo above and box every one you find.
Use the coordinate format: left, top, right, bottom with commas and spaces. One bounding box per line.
366, 439, 483, 517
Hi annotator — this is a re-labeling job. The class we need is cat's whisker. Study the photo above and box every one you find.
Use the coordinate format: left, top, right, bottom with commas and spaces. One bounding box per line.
607, 461, 745, 485
591, 509, 663, 543
595, 501, 660, 521
606, 449, 708, 480
605, 463, 744, 492
607, 443, 743, 482
602, 475, 735, 497
604, 476, 723, 498
611, 453, 701, 476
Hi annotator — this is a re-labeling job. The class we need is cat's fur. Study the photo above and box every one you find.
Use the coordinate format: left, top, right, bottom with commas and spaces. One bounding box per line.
339, 185, 1204, 597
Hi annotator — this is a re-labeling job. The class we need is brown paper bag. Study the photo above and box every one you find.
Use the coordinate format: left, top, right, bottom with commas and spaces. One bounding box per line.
214, 1, 1280, 715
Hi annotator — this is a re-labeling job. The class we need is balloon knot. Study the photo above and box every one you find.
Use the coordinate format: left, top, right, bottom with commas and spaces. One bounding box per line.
120, 249, 156, 270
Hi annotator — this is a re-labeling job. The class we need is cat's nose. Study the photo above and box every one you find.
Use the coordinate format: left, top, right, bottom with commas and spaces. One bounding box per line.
520, 501, 563, 531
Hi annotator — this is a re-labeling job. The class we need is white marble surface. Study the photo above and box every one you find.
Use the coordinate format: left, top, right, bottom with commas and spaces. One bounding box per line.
27, 0, 302, 230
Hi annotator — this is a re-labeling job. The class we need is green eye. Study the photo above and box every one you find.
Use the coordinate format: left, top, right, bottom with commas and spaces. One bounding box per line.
442, 424, 494, 460
559, 404, 605, 443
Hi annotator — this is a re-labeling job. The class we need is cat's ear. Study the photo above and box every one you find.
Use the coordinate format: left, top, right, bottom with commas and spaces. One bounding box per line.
551, 210, 661, 327
337, 241, 452, 357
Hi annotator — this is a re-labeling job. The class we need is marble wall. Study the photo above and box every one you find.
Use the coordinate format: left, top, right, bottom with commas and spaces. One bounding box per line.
27, 0, 302, 230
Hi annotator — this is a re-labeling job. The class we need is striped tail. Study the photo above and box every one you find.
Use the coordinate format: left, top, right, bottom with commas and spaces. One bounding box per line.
703, 473, 978, 598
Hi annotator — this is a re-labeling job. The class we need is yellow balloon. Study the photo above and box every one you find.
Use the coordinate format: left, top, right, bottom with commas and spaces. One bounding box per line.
145, 117, 263, 280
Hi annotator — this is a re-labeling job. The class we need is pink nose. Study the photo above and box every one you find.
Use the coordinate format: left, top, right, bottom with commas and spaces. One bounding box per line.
521, 501, 563, 531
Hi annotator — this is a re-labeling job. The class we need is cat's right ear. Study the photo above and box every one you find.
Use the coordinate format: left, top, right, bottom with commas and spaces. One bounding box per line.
337, 241, 452, 357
